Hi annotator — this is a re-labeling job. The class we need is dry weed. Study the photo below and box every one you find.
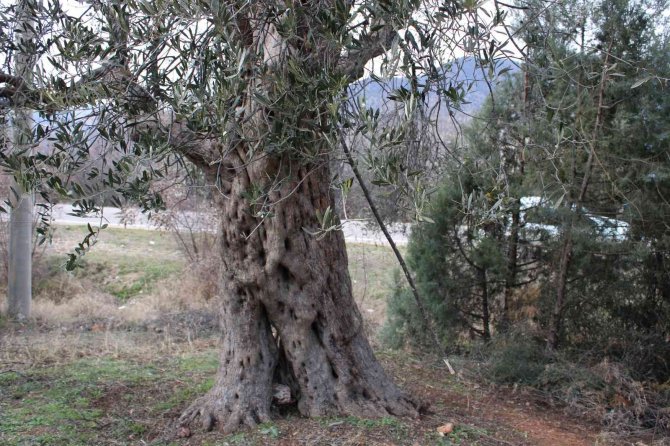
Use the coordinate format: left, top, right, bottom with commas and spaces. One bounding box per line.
544, 359, 670, 439
0, 326, 218, 368
595, 431, 670, 446
115, 278, 217, 323
34, 271, 88, 303
31, 291, 119, 323
1, 263, 217, 325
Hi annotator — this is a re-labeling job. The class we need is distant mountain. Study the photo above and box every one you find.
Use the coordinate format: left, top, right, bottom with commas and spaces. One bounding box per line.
348, 56, 519, 134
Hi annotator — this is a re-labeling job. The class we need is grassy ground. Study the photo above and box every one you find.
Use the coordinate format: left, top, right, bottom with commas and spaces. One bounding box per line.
0, 225, 648, 445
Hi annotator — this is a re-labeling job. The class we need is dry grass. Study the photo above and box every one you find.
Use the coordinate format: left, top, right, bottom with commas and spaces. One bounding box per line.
2, 226, 400, 337
0, 224, 402, 374
347, 243, 403, 334
579, 360, 670, 441
29, 276, 218, 325
2, 224, 212, 317
0, 325, 219, 368
32, 291, 119, 323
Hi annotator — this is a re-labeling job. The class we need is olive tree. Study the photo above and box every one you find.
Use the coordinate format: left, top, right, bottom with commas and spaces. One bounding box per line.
0, 0, 511, 433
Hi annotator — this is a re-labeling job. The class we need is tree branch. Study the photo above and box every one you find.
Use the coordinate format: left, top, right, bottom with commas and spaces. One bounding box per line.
0, 72, 23, 88
0, 72, 30, 104
338, 126, 455, 373
338, 22, 397, 82
128, 111, 223, 168
453, 227, 484, 272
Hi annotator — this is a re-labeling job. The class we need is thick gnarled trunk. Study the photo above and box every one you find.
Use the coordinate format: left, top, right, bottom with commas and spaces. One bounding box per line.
180, 153, 418, 433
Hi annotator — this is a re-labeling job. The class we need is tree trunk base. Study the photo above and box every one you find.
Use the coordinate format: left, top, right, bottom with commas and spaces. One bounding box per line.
179, 383, 274, 433
176, 328, 420, 434
177, 332, 420, 434
179, 372, 419, 435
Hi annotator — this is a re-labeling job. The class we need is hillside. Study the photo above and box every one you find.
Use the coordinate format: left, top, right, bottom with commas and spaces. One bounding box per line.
349, 56, 519, 133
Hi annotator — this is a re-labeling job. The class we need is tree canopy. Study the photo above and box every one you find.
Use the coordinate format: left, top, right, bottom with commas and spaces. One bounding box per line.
0, 0, 522, 434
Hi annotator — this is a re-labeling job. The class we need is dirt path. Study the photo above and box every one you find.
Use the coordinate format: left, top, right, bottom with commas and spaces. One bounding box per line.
381, 356, 601, 446
496, 405, 594, 446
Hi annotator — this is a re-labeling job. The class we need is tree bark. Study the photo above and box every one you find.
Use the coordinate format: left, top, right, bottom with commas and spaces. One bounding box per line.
179, 152, 418, 433
7, 186, 32, 319
7, 0, 39, 320
546, 229, 573, 351
478, 268, 491, 341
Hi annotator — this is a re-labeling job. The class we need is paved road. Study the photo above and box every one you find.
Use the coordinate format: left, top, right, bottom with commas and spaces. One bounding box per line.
50, 204, 410, 247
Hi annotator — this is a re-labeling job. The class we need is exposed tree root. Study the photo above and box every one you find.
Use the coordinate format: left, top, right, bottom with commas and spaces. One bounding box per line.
179, 386, 273, 433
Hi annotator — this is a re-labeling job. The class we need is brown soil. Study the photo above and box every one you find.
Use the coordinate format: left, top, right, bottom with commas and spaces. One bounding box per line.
151, 350, 604, 445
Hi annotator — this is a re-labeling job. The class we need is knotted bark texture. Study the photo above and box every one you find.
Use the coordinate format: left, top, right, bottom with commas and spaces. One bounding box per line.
179, 153, 419, 433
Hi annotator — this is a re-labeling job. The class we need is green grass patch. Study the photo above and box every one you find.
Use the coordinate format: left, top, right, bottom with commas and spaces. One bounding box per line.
64, 357, 162, 383
205, 432, 249, 446
40, 225, 185, 301
0, 351, 219, 445
175, 350, 219, 374
0, 372, 105, 445
258, 422, 281, 439
35, 251, 183, 302
55, 225, 179, 253
99, 257, 183, 301
347, 243, 401, 301
342, 416, 404, 429
317, 415, 409, 441
153, 377, 215, 413
153, 352, 219, 412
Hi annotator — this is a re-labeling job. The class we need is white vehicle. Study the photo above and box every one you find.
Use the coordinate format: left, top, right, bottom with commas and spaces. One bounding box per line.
519, 196, 629, 242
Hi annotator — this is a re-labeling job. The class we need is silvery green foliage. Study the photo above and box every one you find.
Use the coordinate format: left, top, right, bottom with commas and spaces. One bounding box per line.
0, 0, 515, 269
